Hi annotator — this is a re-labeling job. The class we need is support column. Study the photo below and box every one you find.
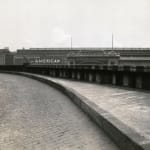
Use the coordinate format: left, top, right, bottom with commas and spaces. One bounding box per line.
89, 72, 93, 82
95, 73, 101, 83
77, 72, 81, 80
84, 72, 88, 81
136, 76, 142, 89
123, 75, 129, 87
71, 71, 75, 79
112, 74, 116, 85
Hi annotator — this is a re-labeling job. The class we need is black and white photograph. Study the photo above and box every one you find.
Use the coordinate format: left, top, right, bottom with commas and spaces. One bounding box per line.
0, 0, 149, 149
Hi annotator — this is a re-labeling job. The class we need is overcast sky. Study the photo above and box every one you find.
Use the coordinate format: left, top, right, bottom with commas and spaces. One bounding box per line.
0, 0, 149, 51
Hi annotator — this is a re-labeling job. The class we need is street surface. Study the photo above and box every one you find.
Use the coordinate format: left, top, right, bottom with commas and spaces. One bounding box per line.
0, 74, 119, 150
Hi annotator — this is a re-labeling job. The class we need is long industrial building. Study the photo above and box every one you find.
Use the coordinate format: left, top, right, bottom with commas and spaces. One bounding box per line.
1, 47, 150, 66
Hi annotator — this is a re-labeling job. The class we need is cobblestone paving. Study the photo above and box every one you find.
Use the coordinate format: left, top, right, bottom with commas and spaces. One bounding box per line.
43, 76, 150, 141
0, 74, 119, 150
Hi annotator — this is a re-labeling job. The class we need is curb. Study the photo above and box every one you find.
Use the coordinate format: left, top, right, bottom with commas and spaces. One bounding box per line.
0, 71, 149, 150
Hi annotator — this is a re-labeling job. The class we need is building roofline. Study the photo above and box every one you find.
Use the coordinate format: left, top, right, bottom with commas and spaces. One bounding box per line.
16, 47, 150, 51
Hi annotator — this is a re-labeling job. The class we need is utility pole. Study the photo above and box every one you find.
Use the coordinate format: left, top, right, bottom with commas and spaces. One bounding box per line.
112, 33, 114, 50
71, 36, 72, 50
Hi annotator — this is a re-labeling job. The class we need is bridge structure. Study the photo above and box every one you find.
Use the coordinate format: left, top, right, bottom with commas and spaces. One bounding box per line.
1, 64, 150, 90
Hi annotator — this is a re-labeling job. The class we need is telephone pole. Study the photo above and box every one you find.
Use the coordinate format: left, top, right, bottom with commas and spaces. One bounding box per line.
112, 33, 114, 50
71, 36, 72, 50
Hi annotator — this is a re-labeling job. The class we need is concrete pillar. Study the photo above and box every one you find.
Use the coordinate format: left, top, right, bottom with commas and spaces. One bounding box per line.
77, 72, 81, 80
89, 72, 93, 82
95, 73, 101, 83
112, 74, 116, 85
68, 71, 71, 79
71, 72, 75, 79
123, 75, 129, 86
136, 76, 142, 89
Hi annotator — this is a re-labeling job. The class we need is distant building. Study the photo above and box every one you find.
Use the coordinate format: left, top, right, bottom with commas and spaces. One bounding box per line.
14, 48, 72, 65
67, 50, 120, 65
0, 48, 14, 65
14, 48, 120, 65
1, 47, 150, 66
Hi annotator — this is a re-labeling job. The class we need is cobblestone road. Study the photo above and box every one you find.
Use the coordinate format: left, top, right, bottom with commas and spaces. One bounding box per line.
0, 74, 119, 150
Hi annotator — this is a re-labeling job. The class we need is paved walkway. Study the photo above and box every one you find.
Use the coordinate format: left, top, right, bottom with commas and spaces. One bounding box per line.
39, 75, 150, 142
0, 73, 119, 150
